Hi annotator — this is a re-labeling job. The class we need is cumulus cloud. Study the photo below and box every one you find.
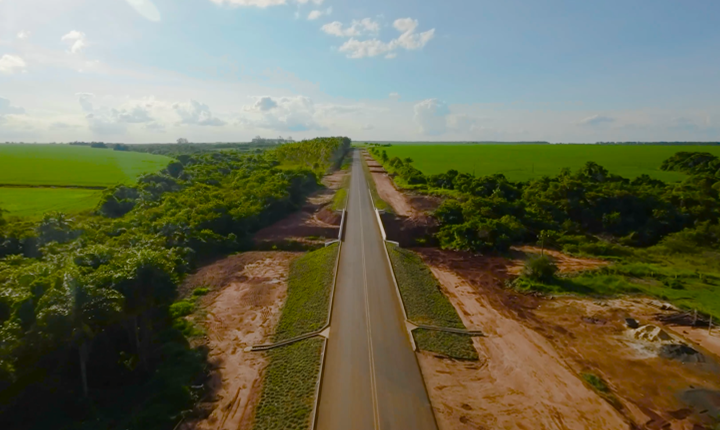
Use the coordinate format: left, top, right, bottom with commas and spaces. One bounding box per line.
125, 0, 161, 22
307, 7, 331, 20
335, 18, 435, 59
75, 94, 162, 135
579, 115, 615, 126
246, 96, 279, 112
241, 96, 323, 131
389, 92, 400, 99
321, 18, 380, 37
0, 55, 27, 74
0, 97, 25, 115
414, 99, 449, 135
17, 31, 30, 40
62, 31, 88, 54
173, 100, 226, 126
76, 93, 95, 112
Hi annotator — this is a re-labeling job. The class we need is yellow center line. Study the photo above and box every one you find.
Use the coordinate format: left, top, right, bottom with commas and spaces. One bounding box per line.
357, 156, 381, 430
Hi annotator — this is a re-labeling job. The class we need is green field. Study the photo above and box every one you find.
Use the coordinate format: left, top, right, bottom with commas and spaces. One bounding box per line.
0, 188, 103, 218
0, 144, 171, 186
0, 145, 172, 217
378, 144, 720, 182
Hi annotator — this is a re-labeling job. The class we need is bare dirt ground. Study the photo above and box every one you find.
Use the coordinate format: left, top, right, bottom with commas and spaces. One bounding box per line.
181, 252, 300, 430
253, 170, 347, 246
509, 245, 609, 274
363, 152, 439, 220
415, 248, 720, 430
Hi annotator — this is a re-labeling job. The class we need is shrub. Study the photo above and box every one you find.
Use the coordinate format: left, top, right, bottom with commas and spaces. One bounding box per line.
522, 255, 558, 282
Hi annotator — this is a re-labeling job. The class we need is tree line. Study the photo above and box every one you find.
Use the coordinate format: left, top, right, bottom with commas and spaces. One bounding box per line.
370, 148, 720, 254
0, 137, 351, 429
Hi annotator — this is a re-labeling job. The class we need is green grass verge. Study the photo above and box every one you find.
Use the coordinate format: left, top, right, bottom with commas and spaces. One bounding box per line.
253, 338, 324, 430
378, 144, 720, 182
331, 188, 347, 211
0, 144, 171, 186
274, 244, 339, 342
386, 243, 477, 359
360, 153, 393, 213
0, 187, 103, 218
386, 243, 464, 328
412, 329, 479, 360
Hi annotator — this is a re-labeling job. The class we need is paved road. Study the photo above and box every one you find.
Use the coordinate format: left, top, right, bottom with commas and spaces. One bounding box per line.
316, 151, 437, 430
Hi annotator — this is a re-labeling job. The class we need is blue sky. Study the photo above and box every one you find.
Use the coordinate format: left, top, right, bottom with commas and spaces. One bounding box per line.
1, 0, 719, 142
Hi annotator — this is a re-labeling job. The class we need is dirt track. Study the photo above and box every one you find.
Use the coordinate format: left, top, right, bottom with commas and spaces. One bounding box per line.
181, 252, 299, 430
416, 248, 720, 430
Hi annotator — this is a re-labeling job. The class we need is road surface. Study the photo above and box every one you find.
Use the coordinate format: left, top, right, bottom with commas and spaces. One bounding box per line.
316, 151, 437, 430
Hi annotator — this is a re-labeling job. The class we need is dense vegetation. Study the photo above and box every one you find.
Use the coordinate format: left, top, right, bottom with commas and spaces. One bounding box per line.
371, 148, 720, 318
0, 137, 350, 429
372, 144, 720, 182
385, 243, 477, 360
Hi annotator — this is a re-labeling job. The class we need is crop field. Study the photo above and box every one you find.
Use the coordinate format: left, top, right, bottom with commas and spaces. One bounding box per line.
0, 145, 172, 186
377, 144, 720, 182
0, 145, 171, 217
0, 188, 103, 218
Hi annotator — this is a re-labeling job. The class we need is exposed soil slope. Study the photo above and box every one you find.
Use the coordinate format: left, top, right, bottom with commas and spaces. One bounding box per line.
415, 248, 720, 430
181, 252, 299, 430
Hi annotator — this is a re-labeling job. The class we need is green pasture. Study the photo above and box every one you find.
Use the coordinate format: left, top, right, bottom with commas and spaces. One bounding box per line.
0, 144, 172, 186
0, 187, 103, 218
379, 144, 720, 182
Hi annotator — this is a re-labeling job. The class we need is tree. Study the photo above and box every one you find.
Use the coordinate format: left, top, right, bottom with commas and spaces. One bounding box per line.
177, 138, 189, 144
522, 255, 558, 282
36, 274, 124, 397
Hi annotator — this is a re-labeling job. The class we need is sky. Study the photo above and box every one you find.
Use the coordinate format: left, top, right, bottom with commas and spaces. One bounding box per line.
1, 0, 720, 143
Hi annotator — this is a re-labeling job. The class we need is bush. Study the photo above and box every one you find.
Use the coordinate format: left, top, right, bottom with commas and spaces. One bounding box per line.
169, 300, 195, 319
522, 255, 558, 282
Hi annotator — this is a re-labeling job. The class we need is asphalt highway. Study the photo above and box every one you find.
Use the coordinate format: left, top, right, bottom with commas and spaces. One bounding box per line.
316, 151, 437, 430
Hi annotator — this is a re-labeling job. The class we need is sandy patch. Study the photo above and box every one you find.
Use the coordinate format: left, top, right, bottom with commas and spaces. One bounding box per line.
417, 250, 628, 430
416, 248, 720, 430
182, 252, 299, 430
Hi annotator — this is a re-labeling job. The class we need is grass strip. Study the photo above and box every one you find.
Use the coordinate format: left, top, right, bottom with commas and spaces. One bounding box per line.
386, 243, 465, 328
412, 329, 479, 360
331, 187, 347, 211
253, 338, 324, 430
360, 153, 393, 213
386, 243, 477, 359
274, 244, 339, 342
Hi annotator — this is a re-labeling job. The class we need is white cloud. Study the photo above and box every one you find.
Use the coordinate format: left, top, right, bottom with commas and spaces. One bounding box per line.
241, 96, 323, 131
335, 18, 435, 59
414, 98, 449, 135
61, 31, 88, 54
246, 96, 279, 111
76, 93, 95, 112
173, 100, 227, 126
389, 92, 400, 99
0, 55, 27, 74
0, 97, 25, 115
17, 31, 30, 40
579, 115, 615, 126
321, 18, 380, 37
125, 0, 161, 22
361, 124, 374, 130
307, 7, 331, 20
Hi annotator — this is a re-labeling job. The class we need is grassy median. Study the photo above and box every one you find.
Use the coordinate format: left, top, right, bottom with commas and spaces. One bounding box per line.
386, 243, 479, 360
274, 244, 339, 342
253, 338, 324, 430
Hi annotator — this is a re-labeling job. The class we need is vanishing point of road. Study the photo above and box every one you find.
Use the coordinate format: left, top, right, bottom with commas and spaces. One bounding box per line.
316, 151, 438, 430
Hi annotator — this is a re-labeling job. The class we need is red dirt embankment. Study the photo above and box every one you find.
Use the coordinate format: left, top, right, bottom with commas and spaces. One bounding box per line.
415, 248, 720, 430
181, 252, 299, 430
253, 169, 347, 246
